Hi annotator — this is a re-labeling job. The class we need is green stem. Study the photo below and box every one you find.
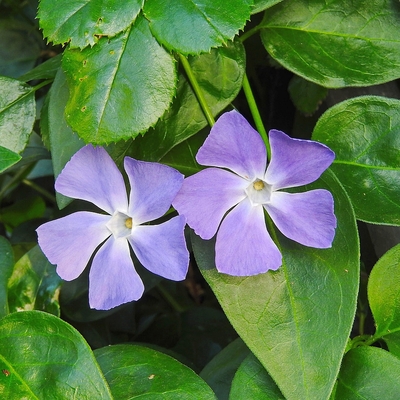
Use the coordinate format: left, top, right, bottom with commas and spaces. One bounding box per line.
156, 281, 186, 313
178, 53, 215, 127
22, 179, 56, 204
242, 73, 271, 159
239, 25, 262, 43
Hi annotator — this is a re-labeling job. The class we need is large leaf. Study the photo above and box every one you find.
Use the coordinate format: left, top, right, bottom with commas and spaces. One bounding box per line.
0, 146, 21, 173
252, 0, 282, 14
192, 170, 359, 400
7, 245, 62, 316
95, 344, 216, 399
230, 354, 284, 399
0, 236, 14, 319
0, 76, 35, 154
0, 311, 112, 399
312, 96, 400, 225
38, 0, 143, 48
130, 40, 245, 162
143, 0, 253, 54
368, 243, 400, 353
335, 347, 400, 399
260, 0, 400, 88
62, 14, 176, 144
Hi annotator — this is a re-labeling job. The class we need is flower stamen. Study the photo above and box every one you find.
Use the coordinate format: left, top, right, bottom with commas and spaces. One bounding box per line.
125, 218, 132, 229
253, 180, 265, 191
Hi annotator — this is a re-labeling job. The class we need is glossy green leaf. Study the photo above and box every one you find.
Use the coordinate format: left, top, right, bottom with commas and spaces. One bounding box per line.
312, 96, 400, 225
143, 0, 253, 54
63, 14, 176, 144
7, 245, 62, 316
252, 0, 282, 14
192, 170, 359, 400
38, 0, 143, 48
0, 237, 14, 319
200, 338, 250, 400
0, 311, 112, 399
335, 347, 400, 399
261, 0, 400, 88
0, 146, 21, 173
0, 76, 35, 154
368, 243, 400, 345
95, 344, 216, 399
130, 40, 245, 162
230, 353, 284, 399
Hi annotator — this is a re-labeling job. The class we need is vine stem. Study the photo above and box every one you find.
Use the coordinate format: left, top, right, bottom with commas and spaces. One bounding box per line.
178, 53, 215, 127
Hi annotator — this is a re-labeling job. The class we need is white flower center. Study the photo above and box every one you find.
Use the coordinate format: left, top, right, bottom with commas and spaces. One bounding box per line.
106, 211, 133, 238
245, 179, 272, 206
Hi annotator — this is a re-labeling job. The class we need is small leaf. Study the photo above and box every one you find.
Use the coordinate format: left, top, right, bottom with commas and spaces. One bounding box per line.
0, 76, 35, 154
19, 54, 62, 82
7, 245, 62, 316
0, 311, 113, 399
143, 0, 253, 54
312, 95, 400, 225
95, 344, 217, 399
368, 243, 400, 342
335, 347, 400, 399
0, 146, 21, 173
0, 237, 14, 318
38, 0, 143, 48
192, 170, 359, 400
261, 0, 400, 87
63, 14, 176, 144
130, 40, 246, 162
252, 0, 283, 14
200, 338, 250, 400
230, 353, 284, 399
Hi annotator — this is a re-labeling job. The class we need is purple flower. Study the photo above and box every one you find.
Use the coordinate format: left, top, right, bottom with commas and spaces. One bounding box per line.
172, 110, 336, 276
37, 145, 189, 310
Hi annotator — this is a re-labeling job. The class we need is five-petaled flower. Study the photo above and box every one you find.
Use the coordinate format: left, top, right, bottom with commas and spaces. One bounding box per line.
173, 110, 336, 276
37, 145, 189, 310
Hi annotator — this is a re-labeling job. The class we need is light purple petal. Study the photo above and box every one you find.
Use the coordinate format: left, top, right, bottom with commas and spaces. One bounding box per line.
124, 157, 184, 224
55, 145, 128, 214
196, 110, 267, 180
216, 198, 282, 275
36, 211, 111, 281
265, 190, 336, 248
89, 236, 144, 310
172, 168, 247, 240
265, 130, 335, 190
128, 215, 189, 281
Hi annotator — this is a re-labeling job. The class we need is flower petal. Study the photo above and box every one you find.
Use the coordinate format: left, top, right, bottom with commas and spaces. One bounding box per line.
89, 237, 144, 310
196, 110, 267, 180
173, 168, 247, 240
265, 130, 335, 190
36, 211, 111, 281
124, 157, 184, 224
55, 145, 128, 214
216, 198, 282, 275
265, 190, 336, 248
128, 215, 189, 281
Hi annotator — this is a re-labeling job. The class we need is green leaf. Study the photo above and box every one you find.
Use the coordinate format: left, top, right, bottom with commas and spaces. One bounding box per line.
288, 75, 327, 115
143, 0, 253, 54
335, 347, 400, 399
230, 353, 284, 399
0, 310, 112, 399
0, 146, 21, 173
192, 170, 359, 400
38, 0, 143, 48
7, 245, 62, 316
63, 14, 176, 144
368, 243, 400, 343
200, 338, 250, 400
252, 0, 282, 14
260, 0, 400, 88
0, 237, 14, 319
130, 40, 245, 162
312, 96, 400, 225
0, 76, 35, 154
19, 54, 62, 82
95, 344, 217, 399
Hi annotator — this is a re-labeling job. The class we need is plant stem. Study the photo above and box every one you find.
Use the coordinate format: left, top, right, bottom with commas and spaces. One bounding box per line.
239, 25, 261, 43
157, 281, 186, 313
178, 53, 215, 127
22, 179, 56, 204
242, 73, 271, 159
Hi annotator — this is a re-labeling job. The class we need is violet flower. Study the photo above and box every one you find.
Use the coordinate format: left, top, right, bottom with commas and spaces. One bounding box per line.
172, 110, 336, 276
37, 145, 189, 310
